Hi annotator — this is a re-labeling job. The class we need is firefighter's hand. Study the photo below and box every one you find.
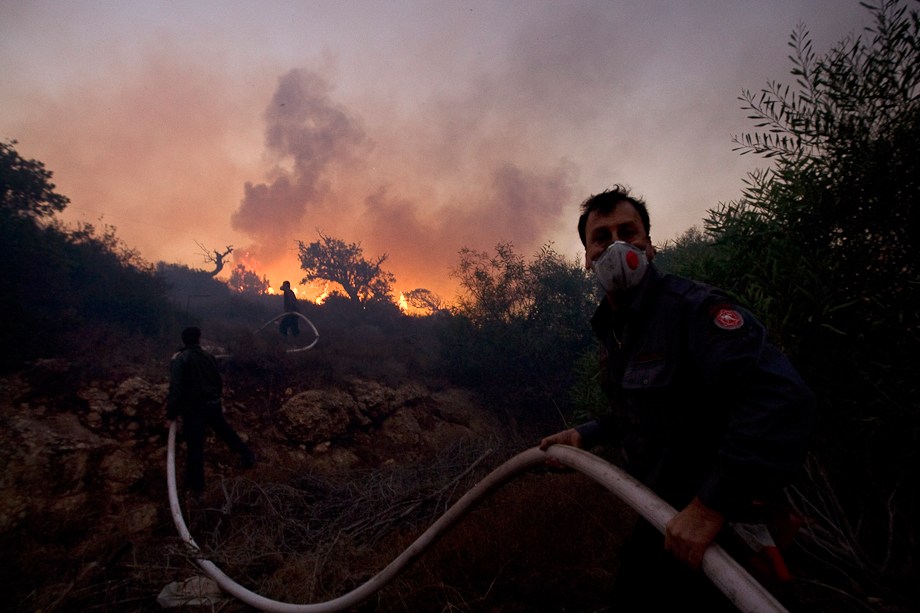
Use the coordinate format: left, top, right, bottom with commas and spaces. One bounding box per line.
539, 428, 582, 470
664, 496, 725, 570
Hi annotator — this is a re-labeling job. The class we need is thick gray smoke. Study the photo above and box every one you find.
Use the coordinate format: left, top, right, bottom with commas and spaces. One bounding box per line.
231, 61, 579, 293
231, 69, 366, 249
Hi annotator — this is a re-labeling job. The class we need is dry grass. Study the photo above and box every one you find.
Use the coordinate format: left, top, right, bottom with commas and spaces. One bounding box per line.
145, 440, 635, 612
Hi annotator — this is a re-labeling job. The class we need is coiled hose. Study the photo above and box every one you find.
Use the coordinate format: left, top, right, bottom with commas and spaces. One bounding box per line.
167, 423, 787, 612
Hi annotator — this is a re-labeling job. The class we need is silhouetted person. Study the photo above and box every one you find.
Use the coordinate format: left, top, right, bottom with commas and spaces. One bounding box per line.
279, 280, 300, 337
167, 327, 256, 498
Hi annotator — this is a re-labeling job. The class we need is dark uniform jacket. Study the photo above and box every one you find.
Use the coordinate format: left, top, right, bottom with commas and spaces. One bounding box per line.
576, 265, 815, 517
283, 288, 299, 313
166, 344, 223, 420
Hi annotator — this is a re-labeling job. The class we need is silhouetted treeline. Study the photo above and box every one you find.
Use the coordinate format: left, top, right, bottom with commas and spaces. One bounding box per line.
441, 242, 599, 433
0, 142, 179, 371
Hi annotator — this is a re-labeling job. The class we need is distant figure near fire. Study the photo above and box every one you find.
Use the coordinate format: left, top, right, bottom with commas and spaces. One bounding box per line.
167, 327, 256, 499
279, 281, 300, 338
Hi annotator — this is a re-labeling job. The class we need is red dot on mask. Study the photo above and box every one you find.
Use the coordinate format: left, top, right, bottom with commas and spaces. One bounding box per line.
626, 251, 639, 270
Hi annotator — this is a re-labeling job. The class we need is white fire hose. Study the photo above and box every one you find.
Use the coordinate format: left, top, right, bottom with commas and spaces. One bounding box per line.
256, 312, 320, 352
167, 423, 788, 612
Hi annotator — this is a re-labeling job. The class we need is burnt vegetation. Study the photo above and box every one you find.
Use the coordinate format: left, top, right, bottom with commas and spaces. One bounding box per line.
1, 2, 918, 611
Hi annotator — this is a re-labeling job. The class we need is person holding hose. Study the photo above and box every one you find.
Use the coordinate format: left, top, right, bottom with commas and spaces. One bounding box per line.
279, 280, 300, 338
167, 326, 256, 500
540, 186, 815, 610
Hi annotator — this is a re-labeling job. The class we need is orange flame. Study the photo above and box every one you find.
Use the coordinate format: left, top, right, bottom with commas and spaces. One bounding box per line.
314, 282, 330, 305
397, 292, 410, 314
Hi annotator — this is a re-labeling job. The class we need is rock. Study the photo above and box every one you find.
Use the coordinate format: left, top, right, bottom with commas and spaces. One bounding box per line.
113, 377, 168, 418
123, 503, 158, 533
78, 386, 117, 413
157, 575, 226, 609
0, 412, 116, 533
274, 381, 499, 467
101, 448, 145, 494
348, 379, 426, 421
432, 389, 498, 436
380, 407, 422, 446
50, 492, 89, 515
149, 446, 167, 461
277, 389, 357, 445
57, 449, 92, 490
307, 447, 361, 473
0, 494, 28, 534
51, 413, 107, 450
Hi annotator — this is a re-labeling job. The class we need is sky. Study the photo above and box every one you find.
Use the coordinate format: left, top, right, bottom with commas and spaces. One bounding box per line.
1, 0, 874, 302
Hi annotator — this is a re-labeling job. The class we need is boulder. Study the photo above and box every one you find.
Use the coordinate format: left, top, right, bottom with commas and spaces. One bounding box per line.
78, 385, 117, 413
0, 412, 116, 533
277, 389, 358, 445
101, 448, 146, 494
431, 389, 499, 436
122, 502, 158, 533
157, 576, 226, 609
380, 407, 422, 446
348, 379, 427, 421
113, 377, 168, 418
307, 446, 362, 473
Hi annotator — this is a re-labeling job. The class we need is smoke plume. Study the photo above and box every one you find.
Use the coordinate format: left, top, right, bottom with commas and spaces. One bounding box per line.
231, 69, 367, 250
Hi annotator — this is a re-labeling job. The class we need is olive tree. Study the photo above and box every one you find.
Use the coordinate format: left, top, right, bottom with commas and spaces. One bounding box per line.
228, 263, 271, 295
699, 0, 919, 596
296, 232, 395, 304
445, 242, 597, 429
1, 140, 69, 219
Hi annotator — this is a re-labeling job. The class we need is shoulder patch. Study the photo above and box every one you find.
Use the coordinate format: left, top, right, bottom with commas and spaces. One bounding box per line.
709, 302, 745, 331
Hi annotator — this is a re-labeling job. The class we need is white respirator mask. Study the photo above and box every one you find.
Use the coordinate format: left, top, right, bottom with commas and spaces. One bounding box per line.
592, 241, 650, 296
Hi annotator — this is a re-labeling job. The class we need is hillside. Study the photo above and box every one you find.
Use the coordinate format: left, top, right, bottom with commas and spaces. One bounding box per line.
0, 347, 637, 612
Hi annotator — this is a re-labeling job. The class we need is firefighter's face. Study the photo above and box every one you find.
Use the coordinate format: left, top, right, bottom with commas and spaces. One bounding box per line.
584, 201, 653, 271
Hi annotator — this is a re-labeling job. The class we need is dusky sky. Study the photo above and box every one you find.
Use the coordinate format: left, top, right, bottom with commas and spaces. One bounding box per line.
1, 0, 873, 301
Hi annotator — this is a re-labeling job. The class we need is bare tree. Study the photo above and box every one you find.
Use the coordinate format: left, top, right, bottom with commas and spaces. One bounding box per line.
196, 241, 234, 277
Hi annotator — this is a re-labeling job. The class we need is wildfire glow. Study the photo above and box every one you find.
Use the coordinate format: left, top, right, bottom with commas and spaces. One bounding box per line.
396, 291, 431, 316
314, 282, 330, 305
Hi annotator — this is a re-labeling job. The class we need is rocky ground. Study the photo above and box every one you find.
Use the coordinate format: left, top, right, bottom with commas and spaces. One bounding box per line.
5, 354, 885, 612
3, 356, 620, 612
